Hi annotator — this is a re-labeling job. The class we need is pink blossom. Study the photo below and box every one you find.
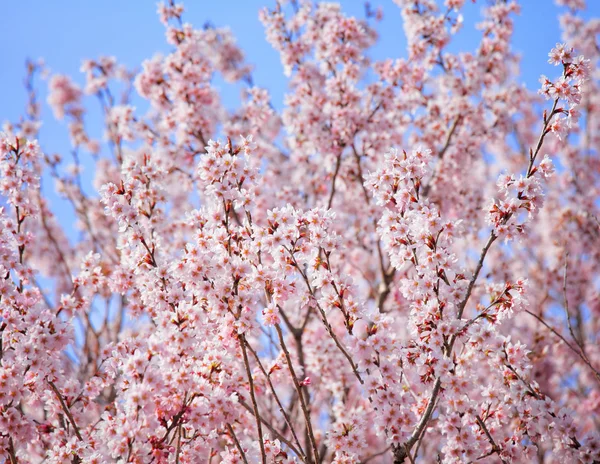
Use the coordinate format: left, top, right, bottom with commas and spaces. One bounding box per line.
1, 2, 599, 463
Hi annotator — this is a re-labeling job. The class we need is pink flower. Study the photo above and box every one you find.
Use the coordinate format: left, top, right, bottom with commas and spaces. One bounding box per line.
0, 4, 598, 463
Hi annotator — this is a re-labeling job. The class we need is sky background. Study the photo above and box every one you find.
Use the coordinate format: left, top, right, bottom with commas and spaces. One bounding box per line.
2, 1, 599, 122
0, 0, 598, 228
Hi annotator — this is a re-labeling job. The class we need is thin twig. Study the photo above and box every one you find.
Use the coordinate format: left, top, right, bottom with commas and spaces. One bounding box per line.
362, 446, 392, 463
525, 310, 600, 385
562, 252, 585, 352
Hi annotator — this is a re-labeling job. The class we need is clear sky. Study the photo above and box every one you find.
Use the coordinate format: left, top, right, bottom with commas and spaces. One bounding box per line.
2, 1, 599, 120
0, 0, 598, 227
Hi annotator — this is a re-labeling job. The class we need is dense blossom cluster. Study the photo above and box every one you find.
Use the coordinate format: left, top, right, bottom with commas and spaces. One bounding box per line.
1, 1, 599, 463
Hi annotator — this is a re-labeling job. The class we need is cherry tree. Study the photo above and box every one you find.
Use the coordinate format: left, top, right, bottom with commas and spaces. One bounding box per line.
1, 0, 599, 462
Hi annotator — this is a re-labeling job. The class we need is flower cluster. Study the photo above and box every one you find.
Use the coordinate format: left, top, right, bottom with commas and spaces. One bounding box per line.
540, 43, 590, 137
487, 155, 555, 240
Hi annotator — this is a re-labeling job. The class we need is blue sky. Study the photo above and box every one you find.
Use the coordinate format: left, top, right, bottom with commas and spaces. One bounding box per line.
2, 1, 598, 123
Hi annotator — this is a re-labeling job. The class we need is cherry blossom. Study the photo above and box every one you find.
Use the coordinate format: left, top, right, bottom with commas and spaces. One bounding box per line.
1, 1, 599, 463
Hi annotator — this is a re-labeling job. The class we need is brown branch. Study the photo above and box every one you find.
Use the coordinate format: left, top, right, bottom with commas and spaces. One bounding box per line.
286, 248, 363, 384
238, 334, 267, 464
526, 99, 559, 177
351, 143, 371, 205
327, 153, 343, 209
275, 324, 320, 463
226, 423, 249, 464
421, 115, 462, 197
48, 380, 83, 441
456, 232, 497, 321
393, 379, 441, 463
362, 446, 392, 463
175, 424, 182, 464
350, 142, 395, 313
562, 253, 585, 352
238, 398, 305, 460
7, 437, 18, 464
245, 339, 306, 459
475, 415, 508, 464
